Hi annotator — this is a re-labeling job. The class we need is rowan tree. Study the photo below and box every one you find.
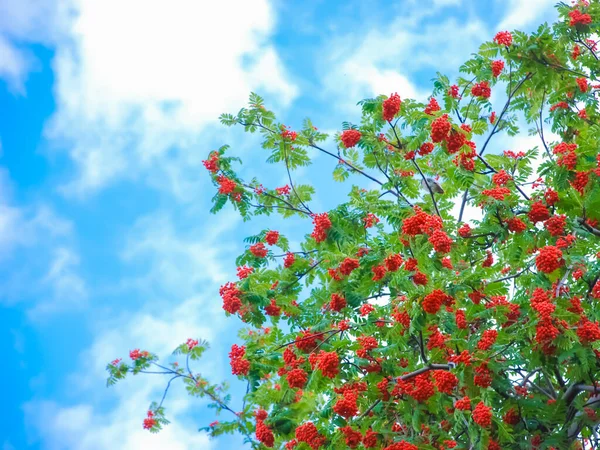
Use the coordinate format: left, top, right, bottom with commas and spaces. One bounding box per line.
108, 2, 600, 448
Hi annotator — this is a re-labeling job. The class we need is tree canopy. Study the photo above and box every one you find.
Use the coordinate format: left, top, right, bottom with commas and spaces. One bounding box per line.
108, 2, 600, 449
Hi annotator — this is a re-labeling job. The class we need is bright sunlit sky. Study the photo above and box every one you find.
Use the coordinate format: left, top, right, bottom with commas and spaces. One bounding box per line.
1, 0, 559, 449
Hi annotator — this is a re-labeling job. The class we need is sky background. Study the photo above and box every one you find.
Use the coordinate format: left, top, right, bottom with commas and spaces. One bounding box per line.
0, 0, 559, 449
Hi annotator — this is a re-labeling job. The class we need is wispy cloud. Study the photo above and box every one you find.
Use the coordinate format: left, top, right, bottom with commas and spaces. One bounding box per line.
0, 35, 30, 93
498, 0, 557, 30
42, 0, 297, 196
321, 8, 487, 112
27, 247, 88, 319
24, 292, 234, 450
0, 0, 64, 92
0, 167, 85, 317
120, 209, 240, 298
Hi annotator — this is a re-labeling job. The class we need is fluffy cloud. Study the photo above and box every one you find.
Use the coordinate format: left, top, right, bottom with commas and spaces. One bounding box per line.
24, 290, 235, 450
43, 0, 297, 196
0, 0, 64, 91
23, 204, 245, 449
322, 10, 486, 112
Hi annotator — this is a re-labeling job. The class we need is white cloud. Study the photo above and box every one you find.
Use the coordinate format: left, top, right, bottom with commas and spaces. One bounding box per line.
498, 0, 557, 30
433, 0, 462, 5
44, 0, 297, 196
24, 293, 233, 450
0, 0, 65, 91
25, 400, 215, 450
0, 0, 62, 42
0, 167, 85, 316
322, 13, 487, 112
0, 35, 30, 92
27, 247, 88, 319
120, 209, 240, 297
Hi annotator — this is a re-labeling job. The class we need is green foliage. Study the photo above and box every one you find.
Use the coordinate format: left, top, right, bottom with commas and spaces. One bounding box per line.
109, 3, 600, 449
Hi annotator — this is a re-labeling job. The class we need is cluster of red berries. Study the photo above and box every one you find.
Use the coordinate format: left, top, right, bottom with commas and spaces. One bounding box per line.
265, 298, 281, 316
424, 97, 441, 115
492, 169, 511, 186
395, 373, 435, 402
504, 149, 526, 159
503, 408, 520, 425
250, 242, 268, 258
433, 370, 458, 394
236, 265, 253, 279
482, 186, 511, 201
570, 170, 590, 195
340, 426, 363, 448
428, 229, 453, 253
385, 253, 403, 272
143, 410, 156, 430
329, 293, 346, 312
569, 9, 592, 26
202, 152, 219, 172
311, 213, 332, 243
536, 245, 564, 273
217, 175, 236, 195
494, 31, 513, 46
422, 289, 452, 314
276, 185, 291, 195
455, 396, 471, 410
458, 223, 472, 237
576, 77, 589, 92
356, 335, 378, 358
455, 309, 467, 329
477, 329, 498, 351
295, 329, 323, 352
401, 206, 444, 237
471, 81, 491, 99
286, 368, 308, 389
363, 213, 380, 228
430, 114, 452, 143
295, 422, 325, 449
333, 389, 359, 418
577, 319, 600, 344
255, 418, 275, 447
264, 230, 279, 245
339, 257, 360, 275
506, 217, 527, 233
129, 349, 150, 360
491, 60, 504, 77
529, 201, 550, 223
550, 101, 569, 112
472, 401, 493, 427
554, 142, 578, 170
418, 142, 434, 156
382, 93, 402, 122
220, 281, 242, 314
283, 252, 295, 268
340, 129, 362, 148
229, 344, 250, 376
280, 126, 298, 141
371, 264, 387, 281
544, 214, 566, 236
383, 442, 418, 450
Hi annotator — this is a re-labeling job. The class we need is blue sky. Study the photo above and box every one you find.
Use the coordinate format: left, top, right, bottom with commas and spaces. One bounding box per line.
0, 0, 558, 448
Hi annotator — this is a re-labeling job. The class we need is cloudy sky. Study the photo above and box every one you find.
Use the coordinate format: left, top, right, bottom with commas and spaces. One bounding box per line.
1, 0, 558, 449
